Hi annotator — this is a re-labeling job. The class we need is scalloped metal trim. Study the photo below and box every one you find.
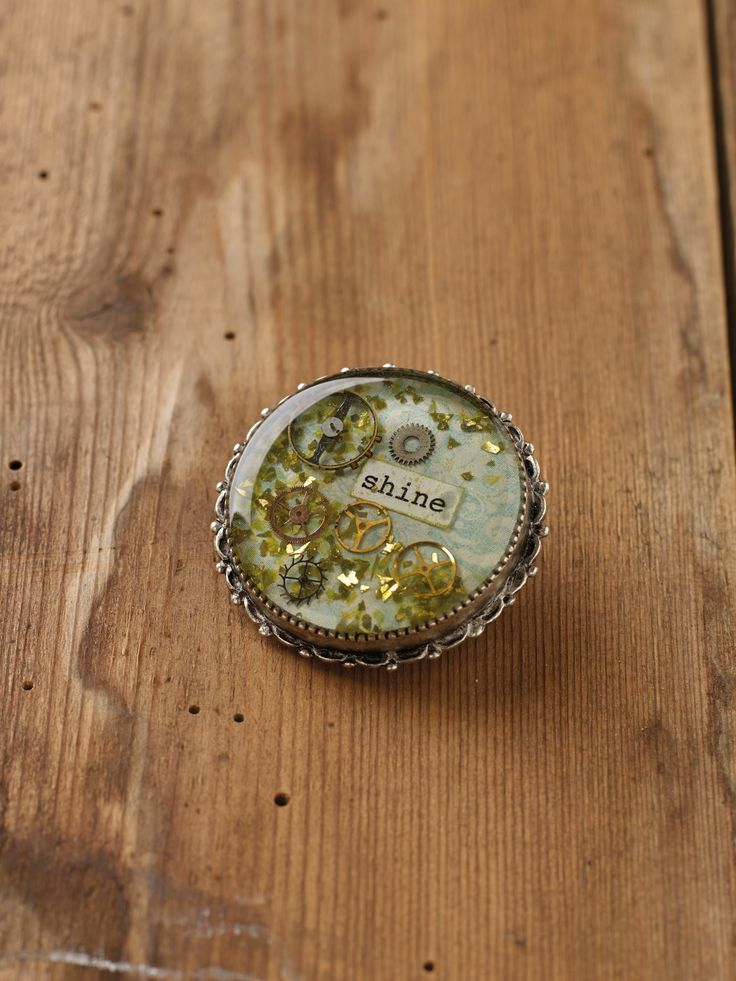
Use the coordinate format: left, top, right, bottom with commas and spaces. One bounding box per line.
212, 366, 548, 670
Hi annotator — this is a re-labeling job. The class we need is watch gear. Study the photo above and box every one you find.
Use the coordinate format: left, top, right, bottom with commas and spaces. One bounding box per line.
392, 541, 457, 597
279, 556, 327, 605
268, 485, 329, 543
288, 391, 379, 471
389, 423, 436, 466
335, 500, 393, 553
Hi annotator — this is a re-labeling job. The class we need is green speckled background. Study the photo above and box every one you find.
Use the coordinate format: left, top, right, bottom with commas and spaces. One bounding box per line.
228, 373, 524, 637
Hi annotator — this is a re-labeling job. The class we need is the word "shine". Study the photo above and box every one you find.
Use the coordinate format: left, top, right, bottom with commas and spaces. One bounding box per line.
360, 472, 446, 513
351, 459, 463, 529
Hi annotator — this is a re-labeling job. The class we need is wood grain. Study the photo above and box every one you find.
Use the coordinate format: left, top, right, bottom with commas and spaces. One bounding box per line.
1, 1, 735, 979
713, 0, 736, 394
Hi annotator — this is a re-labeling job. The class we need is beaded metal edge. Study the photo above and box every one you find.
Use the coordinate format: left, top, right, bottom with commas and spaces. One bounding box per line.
212, 366, 549, 670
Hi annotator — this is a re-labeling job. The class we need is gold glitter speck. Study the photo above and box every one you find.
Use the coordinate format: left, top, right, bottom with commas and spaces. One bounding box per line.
377, 575, 400, 600
338, 570, 359, 588
461, 472, 474, 481
482, 440, 501, 454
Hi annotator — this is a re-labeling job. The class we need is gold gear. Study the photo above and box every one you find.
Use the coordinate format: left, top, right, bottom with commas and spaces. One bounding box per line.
268, 485, 329, 544
335, 500, 392, 553
392, 542, 457, 598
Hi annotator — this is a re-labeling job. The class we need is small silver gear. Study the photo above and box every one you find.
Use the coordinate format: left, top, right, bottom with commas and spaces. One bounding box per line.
389, 423, 436, 466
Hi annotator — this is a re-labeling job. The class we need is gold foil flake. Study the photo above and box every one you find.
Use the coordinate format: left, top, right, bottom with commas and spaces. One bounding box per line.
258, 536, 283, 558
360, 584, 371, 592
236, 479, 254, 496
460, 414, 484, 432
286, 541, 310, 556
447, 437, 461, 449
429, 401, 453, 430
229, 525, 250, 546
382, 538, 402, 554
337, 570, 360, 588
230, 514, 251, 546
257, 498, 270, 509
482, 440, 501, 455
432, 414, 453, 430
377, 575, 400, 600
396, 384, 423, 405
461, 472, 475, 481
303, 474, 316, 486
487, 475, 502, 485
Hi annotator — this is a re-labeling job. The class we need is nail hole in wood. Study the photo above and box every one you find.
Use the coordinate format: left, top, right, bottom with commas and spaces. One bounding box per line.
9, 482, 20, 491
9, 460, 22, 470
89, 101, 102, 112
22, 680, 33, 691
38, 170, 49, 180
274, 793, 290, 807
423, 963, 435, 973
233, 713, 244, 723
152, 208, 163, 217
224, 331, 236, 340
188, 704, 200, 715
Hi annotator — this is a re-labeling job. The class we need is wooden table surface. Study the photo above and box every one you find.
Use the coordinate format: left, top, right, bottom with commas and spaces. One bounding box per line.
2, 2, 736, 979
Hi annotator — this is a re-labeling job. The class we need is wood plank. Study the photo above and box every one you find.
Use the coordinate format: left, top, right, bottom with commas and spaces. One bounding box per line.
712, 0, 736, 394
1, 1, 735, 978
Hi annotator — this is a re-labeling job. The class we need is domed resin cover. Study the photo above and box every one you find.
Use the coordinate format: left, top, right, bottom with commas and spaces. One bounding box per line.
214, 367, 547, 666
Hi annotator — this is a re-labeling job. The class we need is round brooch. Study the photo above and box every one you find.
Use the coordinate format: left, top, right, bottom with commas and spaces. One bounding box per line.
212, 366, 548, 669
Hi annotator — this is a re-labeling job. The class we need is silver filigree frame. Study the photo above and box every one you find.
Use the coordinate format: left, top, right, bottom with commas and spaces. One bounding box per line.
212, 366, 549, 670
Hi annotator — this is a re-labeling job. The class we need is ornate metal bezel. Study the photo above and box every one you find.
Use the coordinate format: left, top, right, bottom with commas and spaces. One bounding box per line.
212, 365, 549, 670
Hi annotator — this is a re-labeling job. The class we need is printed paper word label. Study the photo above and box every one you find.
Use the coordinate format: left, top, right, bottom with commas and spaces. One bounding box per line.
351, 459, 463, 529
